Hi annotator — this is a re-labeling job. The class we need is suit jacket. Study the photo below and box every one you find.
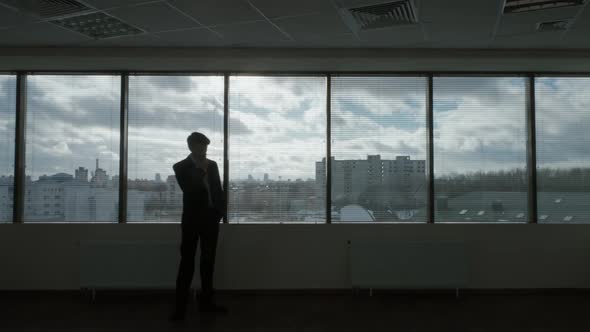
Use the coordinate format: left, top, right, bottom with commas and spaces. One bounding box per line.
173, 156, 225, 223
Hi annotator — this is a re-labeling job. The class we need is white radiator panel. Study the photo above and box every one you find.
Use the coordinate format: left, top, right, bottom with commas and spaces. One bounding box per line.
349, 241, 470, 289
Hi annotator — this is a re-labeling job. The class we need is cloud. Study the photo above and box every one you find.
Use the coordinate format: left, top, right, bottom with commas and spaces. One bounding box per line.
2, 74, 589, 186
535, 77, 590, 167
0, 76, 16, 175
433, 77, 528, 174
18, 75, 231, 179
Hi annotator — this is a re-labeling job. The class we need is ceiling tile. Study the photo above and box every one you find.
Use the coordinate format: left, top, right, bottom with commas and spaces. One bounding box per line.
107, 2, 199, 33
249, 0, 335, 19
212, 21, 290, 46
0, 22, 90, 46
496, 6, 583, 36
425, 16, 496, 44
80, 33, 166, 47
273, 12, 352, 40
337, 0, 402, 8
357, 24, 425, 47
292, 33, 360, 48
570, 6, 590, 28
559, 28, 590, 48
79, 0, 153, 10
154, 27, 226, 47
491, 31, 565, 48
0, 5, 38, 28
168, 0, 264, 26
422, 38, 491, 48
420, 0, 502, 22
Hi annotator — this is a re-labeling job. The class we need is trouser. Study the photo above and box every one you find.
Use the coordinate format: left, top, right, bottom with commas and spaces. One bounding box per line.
174, 209, 220, 311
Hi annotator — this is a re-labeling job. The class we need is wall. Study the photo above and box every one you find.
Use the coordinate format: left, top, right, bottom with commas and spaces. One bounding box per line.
1, 48, 590, 290
1, 223, 590, 290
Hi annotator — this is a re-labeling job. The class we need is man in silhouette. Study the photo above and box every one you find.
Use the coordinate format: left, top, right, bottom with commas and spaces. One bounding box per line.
171, 132, 226, 321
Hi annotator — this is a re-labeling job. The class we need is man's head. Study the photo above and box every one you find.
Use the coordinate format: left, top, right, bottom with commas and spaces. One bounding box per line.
187, 132, 210, 161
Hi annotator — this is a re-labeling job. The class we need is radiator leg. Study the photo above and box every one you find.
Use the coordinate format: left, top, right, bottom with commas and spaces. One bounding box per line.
369, 288, 373, 297
91, 288, 96, 302
455, 288, 459, 299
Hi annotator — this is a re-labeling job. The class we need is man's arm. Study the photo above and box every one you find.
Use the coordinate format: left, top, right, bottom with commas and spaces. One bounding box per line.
173, 162, 207, 194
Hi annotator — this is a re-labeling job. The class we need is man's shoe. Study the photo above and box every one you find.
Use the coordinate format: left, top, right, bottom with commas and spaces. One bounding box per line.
199, 302, 228, 314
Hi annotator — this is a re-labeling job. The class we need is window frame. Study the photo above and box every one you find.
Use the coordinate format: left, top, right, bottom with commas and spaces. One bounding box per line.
4, 70, 590, 224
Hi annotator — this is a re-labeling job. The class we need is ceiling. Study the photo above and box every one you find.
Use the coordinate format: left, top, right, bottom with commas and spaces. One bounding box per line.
0, 0, 589, 49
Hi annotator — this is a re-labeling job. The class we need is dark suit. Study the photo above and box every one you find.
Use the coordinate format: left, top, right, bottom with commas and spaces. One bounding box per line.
173, 156, 225, 311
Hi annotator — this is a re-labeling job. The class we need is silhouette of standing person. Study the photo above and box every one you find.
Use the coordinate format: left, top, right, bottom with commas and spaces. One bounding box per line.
170, 132, 226, 321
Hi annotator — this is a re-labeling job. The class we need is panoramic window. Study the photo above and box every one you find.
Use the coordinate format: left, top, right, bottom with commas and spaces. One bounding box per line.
229, 76, 326, 223
0, 75, 16, 223
536, 77, 590, 224
331, 76, 427, 222
24, 75, 120, 222
433, 76, 528, 223
127, 75, 224, 222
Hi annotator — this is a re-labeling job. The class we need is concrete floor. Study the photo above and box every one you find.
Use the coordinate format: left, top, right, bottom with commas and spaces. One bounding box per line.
1, 290, 590, 331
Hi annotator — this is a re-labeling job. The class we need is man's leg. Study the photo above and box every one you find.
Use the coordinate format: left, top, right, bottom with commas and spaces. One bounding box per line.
173, 223, 199, 317
199, 215, 220, 307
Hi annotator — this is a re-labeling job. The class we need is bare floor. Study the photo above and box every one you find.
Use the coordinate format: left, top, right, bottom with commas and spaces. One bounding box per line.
1, 291, 589, 331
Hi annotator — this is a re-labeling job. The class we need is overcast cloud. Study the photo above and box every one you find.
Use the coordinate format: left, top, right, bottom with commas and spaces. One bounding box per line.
0, 74, 588, 183
0, 76, 16, 178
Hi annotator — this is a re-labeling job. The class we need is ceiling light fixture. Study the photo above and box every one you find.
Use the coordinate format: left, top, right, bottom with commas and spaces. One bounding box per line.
503, 0, 586, 14
50, 12, 144, 39
339, 0, 418, 32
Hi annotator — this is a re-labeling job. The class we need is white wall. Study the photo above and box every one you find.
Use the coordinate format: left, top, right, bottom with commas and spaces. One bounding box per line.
1, 223, 590, 290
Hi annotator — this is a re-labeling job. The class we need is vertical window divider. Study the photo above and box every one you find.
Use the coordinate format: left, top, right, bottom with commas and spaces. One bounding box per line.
13, 73, 26, 224
326, 74, 332, 224
526, 74, 538, 224
118, 73, 129, 224
426, 74, 434, 224
223, 73, 229, 224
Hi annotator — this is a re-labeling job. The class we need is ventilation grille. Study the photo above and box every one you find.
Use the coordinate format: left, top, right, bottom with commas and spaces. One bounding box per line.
537, 19, 571, 31
1, 0, 92, 18
503, 0, 586, 14
50, 12, 144, 39
347, 0, 417, 30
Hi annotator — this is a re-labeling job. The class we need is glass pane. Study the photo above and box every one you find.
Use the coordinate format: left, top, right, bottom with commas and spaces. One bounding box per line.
0, 75, 16, 223
536, 77, 590, 223
433, 77, 528, 223
229, 76, 326, 223
25, 75, 120, 222
331, 76, 427, 222
128, 75, 224, 222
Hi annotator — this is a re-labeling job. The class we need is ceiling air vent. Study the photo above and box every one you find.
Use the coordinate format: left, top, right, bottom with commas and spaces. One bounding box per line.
343, 0, 418, 31
0, 0, 92, 19
50, 12, 144, 39
536, 19, 571, 31
503, 0, 586, 14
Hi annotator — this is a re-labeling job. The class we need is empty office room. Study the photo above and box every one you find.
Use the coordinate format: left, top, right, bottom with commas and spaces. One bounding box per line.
1, 0, 590, 331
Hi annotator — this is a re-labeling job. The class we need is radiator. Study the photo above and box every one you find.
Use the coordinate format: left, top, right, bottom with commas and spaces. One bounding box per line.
79, 241, 195, 289
349, 241, 470, 290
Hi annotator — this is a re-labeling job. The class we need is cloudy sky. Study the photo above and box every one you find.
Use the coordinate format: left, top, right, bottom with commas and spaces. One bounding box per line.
536, 77, 590, 169
433, 76, 528, 175
0, 75, 15, 179
0, 74, 588, 183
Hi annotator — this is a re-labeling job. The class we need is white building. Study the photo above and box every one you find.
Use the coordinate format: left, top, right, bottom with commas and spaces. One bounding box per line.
0, 183, 13, 222
316, 155, 426, 204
